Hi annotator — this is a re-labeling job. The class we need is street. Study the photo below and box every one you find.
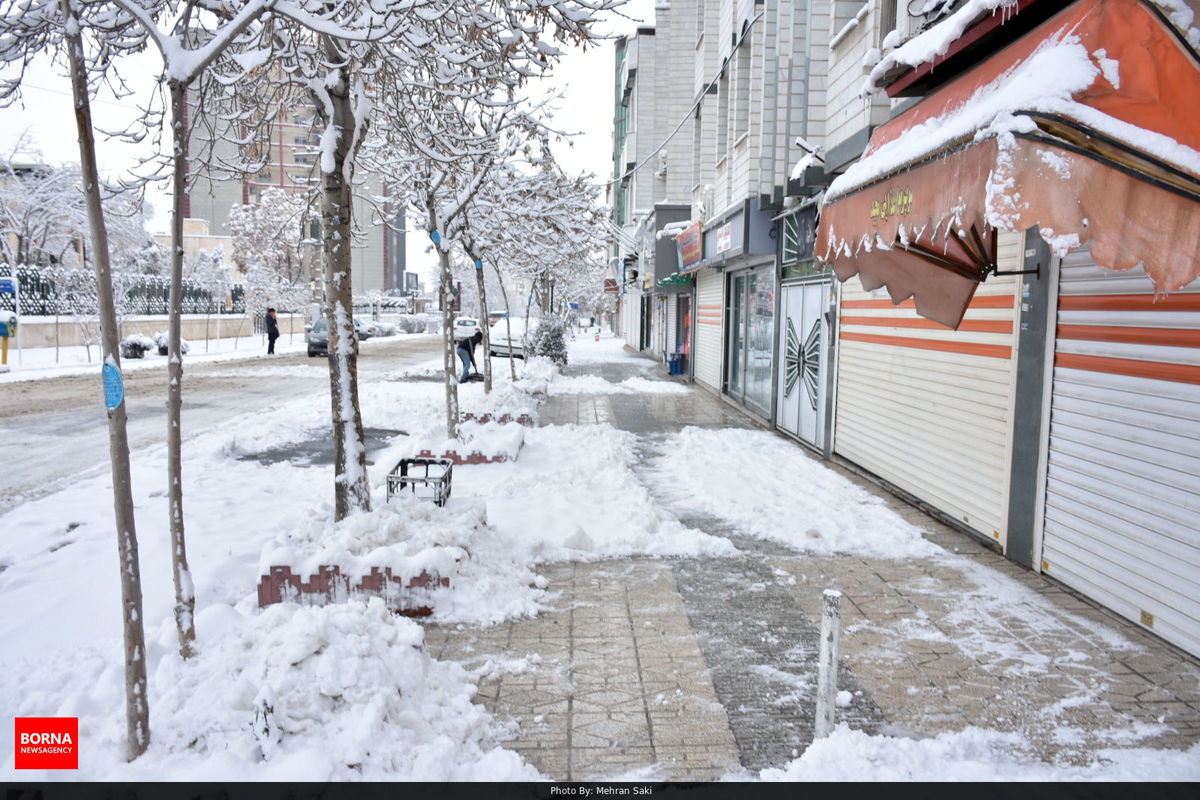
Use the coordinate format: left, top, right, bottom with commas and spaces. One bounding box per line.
0, 334, 443, 511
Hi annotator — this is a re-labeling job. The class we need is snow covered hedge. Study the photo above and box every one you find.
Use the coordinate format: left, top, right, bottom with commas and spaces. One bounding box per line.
529, 316, 568, 367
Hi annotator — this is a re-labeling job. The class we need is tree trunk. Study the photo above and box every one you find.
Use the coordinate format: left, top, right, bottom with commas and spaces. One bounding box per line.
438, 245, 460, 439
491, 263, 517, 382
471, 255, 492, 392
167, 79, 196, 660
63, 12, 149, 761
321, 65, 371, 520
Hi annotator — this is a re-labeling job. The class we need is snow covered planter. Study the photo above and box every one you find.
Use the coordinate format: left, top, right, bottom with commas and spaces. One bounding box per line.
256, 498, 480, 617
119, 333, 155, 359
153, 330, 190, 356
414, 419, 525, 465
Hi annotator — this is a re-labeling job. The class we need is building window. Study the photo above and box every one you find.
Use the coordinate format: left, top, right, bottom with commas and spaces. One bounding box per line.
878, 0, 898, 43
734, 25, 751, 140
780, 207, 823, 279
717, 71, 729, 156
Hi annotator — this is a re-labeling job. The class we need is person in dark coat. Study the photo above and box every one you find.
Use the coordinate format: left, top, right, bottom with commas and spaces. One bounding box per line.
456, 329, 483, 382
265, 307, 280, 354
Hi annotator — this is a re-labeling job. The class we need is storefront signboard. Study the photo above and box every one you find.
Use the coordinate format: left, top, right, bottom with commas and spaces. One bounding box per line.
677, 221, 703, 272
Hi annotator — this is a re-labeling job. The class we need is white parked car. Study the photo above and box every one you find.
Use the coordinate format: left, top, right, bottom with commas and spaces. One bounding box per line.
452, 316, 482, 341
489, 316, 536, 358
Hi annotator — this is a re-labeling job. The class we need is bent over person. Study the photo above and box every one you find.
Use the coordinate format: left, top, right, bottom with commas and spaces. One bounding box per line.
457, 329, 483, 382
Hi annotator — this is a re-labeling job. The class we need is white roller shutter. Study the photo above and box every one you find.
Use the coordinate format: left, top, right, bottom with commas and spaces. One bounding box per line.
622, 285, 642, 350
833, 231, 1024, 547
695, 268, 724, 390
1041, 250, 1200, 657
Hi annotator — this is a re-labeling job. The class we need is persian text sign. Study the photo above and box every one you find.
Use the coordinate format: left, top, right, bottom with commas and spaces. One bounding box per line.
14, 717, 78, 769
716, 222, 733, 253
677, 222, 703, 271
869, 188, 914, 222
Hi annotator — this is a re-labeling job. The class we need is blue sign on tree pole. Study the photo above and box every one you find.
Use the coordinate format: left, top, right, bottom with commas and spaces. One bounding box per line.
0, 277, 15, 295
102, 362, 125, 411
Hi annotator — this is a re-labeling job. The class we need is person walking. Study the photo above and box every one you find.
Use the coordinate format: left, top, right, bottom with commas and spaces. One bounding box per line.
265, 307, 280, 354
456, 329, 483, 382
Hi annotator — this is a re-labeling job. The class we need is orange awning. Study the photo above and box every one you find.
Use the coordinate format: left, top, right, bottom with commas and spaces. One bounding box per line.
816, 0, 1200, 329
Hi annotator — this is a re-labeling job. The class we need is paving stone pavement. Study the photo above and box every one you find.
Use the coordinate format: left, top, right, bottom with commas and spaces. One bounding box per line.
422, 348, 1200, 780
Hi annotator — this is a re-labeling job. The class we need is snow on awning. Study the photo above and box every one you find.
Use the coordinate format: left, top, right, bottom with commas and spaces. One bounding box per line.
817, 0, 1200, 329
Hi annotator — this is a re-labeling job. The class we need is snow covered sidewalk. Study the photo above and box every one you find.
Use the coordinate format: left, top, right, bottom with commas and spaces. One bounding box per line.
0, 331, 1197, 781
424, 335, 1200, 781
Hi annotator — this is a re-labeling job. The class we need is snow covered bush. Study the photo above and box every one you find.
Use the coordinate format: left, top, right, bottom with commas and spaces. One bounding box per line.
530, 316, 568, 367
153, 331, 190, 356
119, 334, 155, 359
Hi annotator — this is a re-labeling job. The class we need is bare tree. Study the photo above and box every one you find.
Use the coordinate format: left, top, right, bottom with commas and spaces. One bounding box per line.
227, 187, 309, 284
0, 0, 154, 760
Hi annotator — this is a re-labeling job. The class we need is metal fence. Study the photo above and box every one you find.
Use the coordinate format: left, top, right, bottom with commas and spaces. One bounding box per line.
0, 263, 246, 316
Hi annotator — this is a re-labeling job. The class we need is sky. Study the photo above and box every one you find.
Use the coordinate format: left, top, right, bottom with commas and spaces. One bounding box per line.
0, 0, 657, 286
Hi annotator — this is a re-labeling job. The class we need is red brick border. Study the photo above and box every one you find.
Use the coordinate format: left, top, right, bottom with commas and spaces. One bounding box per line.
416, 449, 514, 465
460, 412, 536, 427
257, 565, 450, 617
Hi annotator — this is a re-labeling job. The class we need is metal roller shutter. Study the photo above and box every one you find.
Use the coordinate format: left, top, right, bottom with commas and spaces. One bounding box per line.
695, 269, 724, 391
1041, 250, 1200, 656
833, 231, 1024, 546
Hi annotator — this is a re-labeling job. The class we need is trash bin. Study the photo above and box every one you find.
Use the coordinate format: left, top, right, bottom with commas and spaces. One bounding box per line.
667, 353, 683, 375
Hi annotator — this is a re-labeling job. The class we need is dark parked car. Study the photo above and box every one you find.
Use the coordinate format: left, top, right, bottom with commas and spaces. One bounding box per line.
307, 318, 329, 357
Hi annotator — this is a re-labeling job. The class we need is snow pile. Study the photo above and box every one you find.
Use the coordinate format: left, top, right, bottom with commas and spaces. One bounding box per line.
134, 599, 539, 781
259, 494, 549, 626
548, 374, 690, 395
648, 427, 937, 558
412, 419, 526, 461
656, 220, 697, 240
465, 424, 738, 561
513, 354, 557, 398
1151, 0, 1200, 48
752, 725, 1200, 781
790, 148, 823, 181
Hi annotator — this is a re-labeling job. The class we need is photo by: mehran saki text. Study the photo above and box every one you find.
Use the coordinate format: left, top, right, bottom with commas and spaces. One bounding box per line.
550, 786, 653, 796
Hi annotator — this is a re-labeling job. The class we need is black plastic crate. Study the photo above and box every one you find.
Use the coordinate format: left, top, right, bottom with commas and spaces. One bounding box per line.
386, 457, 453, 507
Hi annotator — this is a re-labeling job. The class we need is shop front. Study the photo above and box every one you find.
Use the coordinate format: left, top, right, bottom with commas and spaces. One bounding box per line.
775, 203, 835, 454
699, 197, 778, 418
815, 0, 1200, 655
725, 264, 775, 416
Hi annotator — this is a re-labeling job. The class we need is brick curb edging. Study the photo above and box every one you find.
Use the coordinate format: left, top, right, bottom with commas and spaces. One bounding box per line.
257, 565, 450, 617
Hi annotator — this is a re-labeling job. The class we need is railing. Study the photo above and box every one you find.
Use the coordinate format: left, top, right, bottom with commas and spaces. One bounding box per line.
0, 263, 247, 316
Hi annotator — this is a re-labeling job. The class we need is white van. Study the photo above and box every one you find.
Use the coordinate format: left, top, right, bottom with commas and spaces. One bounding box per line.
489, 316, 537, 358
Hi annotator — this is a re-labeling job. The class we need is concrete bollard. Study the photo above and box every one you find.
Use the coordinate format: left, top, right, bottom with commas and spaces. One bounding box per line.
814, 588, 842, 739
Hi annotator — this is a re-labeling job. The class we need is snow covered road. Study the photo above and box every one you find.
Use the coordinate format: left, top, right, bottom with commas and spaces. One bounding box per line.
0, 334, 442, 511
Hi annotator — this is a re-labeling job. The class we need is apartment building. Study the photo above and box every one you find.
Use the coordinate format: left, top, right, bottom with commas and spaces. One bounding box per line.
186, 96, 404, 297
611, 4, 696, 359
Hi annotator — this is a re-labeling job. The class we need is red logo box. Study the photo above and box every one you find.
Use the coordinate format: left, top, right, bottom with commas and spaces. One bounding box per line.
14, 717, 78, 770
